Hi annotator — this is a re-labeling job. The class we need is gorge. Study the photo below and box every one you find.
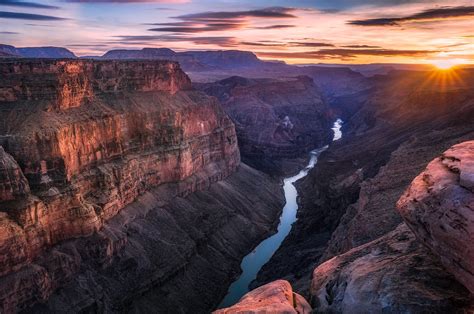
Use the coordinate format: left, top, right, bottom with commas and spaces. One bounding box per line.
0, 48, 473, 314
220, 119, 343, 308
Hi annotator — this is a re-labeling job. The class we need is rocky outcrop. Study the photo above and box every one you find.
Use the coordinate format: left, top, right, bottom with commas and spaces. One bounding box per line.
397, 141, 474, 294
0, 59, 283, 312
215, 280, 311, 314
310, 224, 473, 313
198, 76, 333, 175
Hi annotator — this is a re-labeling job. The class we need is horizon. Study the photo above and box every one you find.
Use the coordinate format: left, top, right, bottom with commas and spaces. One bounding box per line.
1, 0, 473, 65
2, 44, 474, 68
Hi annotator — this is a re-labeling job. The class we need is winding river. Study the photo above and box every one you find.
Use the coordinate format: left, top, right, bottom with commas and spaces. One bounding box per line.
219, 119, 343, 308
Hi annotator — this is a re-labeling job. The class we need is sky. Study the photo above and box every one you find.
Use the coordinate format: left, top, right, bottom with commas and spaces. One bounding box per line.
0, 0, 473, 64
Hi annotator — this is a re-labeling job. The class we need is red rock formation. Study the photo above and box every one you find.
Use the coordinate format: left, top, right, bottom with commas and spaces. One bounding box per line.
397, 141, 474, 293
0, 59, 191, 107
214, 280, 311, 314
198, 76, 332, 175
0, 59, 241, 310
0, 164, 284, 313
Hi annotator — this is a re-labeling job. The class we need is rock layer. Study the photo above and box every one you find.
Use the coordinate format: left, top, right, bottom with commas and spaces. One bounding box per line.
4, 164, 284, 313
214, 280, 311, 314
0, 59, 266, 312
397, 141, 474, 294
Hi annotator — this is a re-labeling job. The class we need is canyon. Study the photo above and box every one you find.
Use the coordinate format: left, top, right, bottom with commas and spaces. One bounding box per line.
237, 69, 474, 312
0, 47, 473, 314
197, 76, 333, 175
0, 58, 286, 312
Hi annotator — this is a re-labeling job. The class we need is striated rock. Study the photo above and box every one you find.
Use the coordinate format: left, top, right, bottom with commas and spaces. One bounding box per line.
0, 58, 254, 312
215, 280, 311, 314
0, 59, 191, 106
397, 141, 474, 293
198, 76, 332, 175
310, 224, 473, 313
2, 164, 284, 313
0, 147, 30, 201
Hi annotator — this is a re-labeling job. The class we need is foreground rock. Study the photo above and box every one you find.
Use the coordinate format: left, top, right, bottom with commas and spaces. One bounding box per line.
215, 280, 311, 314
0, 59, 284, 312
198, 76, 332, 175
398, 141, 474, 294
310, 224, 473, 313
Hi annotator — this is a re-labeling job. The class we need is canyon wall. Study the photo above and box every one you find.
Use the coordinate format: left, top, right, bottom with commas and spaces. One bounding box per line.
252, 69, 474, 310
0, 59, 284, 312
397, 141, 474, 294
198, 76, 333, 175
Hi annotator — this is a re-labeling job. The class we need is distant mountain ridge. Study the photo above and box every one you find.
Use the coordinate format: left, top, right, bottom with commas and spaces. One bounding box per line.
100, 48, 273, 71
0, 44, 76, 58
0, 44, 283, 72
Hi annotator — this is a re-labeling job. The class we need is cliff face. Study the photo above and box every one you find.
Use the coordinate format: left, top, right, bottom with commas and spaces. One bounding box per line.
5, 164, 283, 313
0, 59, 283, 312
198, 76, 333, 175
398, 141, 474, 294
252, 69, 474, 309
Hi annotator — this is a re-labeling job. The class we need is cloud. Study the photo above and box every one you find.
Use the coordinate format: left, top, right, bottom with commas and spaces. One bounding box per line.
313, 0, 458, 10
0, 31, 19, 34
258, 48, 438, 60
240, 41, 285, 47
342, 45, 382, 48
66, 0, 187, 3
0, 11, 66, 20
113, 34, 238, 47
240, 40, 335, 48
290, 41, 335, 47
67, 43, 110, 47
0, 0, 59, 9
254, 24, 295, 29
349, 6, 474, 26
148, 21, 243, 33
176, 7, 297, 21
147, 7, 297, 34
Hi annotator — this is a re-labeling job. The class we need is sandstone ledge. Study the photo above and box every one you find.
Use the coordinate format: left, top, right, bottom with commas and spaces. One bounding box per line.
215, 280, 311, 314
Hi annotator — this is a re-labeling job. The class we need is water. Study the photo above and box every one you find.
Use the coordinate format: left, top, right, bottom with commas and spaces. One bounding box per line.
218, 119, 343, 308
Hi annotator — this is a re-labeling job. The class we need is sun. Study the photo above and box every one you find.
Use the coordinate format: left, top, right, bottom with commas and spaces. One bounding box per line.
431, 59, 460, 70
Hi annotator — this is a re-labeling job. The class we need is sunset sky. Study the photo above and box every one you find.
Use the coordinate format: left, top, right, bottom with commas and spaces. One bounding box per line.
1, 0, 473, 64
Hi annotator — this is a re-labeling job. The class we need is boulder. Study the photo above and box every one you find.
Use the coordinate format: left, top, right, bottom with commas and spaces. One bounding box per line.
215, 280, 311, 314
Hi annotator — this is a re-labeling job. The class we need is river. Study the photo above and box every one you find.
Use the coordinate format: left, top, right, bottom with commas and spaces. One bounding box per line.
219, 119, 343, 308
